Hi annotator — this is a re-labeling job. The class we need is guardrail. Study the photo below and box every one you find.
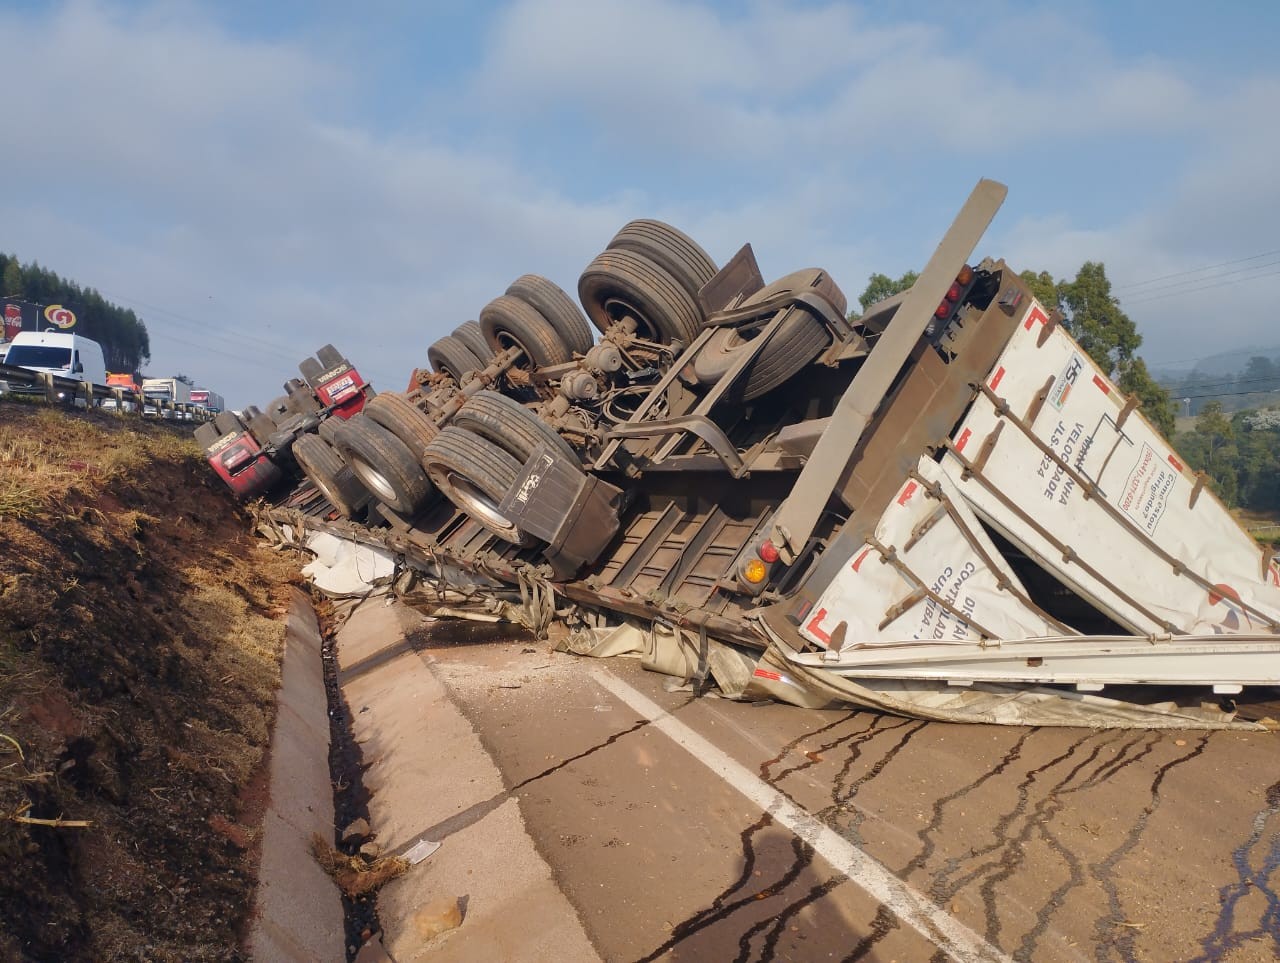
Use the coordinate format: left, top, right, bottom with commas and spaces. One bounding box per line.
0, 363, 215, 422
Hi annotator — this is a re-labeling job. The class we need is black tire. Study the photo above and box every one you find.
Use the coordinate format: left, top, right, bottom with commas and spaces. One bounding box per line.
506, 275, 594, 355
421, 426, 532, 545
452, 320, 495, 362
607, 220, 717, 306
284, 379, 321, 415
331, 414, 433, 515
292, 433, 368, 519
214, 411, 244, 436
317, 416, 343, 444
691, 268, 844, 400
428, 335, 485, 382
479, 295, 571, 368
578, 248, 702, 344
365, 392, 439, 462
194, 423, 220, 449
454, 391, 578, 465
243, 405, 277, 447
316, 344, 344, 368
299, 357, 323, 383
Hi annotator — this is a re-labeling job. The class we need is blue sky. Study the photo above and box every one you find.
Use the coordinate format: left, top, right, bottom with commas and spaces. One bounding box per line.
2, 0, 1278, 406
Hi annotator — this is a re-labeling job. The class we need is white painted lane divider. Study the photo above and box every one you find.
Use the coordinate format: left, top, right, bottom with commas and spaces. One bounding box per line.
591, 669, 1014, 963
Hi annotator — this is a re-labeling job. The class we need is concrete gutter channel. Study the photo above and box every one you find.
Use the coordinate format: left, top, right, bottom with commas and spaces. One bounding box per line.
250, 587, 598, 961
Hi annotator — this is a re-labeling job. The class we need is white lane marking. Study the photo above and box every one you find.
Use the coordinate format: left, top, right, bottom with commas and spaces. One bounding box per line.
591, 669, 1014, 963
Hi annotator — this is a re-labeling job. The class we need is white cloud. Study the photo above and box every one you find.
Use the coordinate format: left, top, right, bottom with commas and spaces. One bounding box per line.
1, 0, 1276, 406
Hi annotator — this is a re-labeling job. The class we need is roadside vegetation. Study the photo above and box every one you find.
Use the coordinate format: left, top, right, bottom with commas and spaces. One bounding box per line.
0, 405, 299, 961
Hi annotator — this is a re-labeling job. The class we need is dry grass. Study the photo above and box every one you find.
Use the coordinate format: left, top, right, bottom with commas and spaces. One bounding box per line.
0, 408, 203, 519
310, 832, 409, 897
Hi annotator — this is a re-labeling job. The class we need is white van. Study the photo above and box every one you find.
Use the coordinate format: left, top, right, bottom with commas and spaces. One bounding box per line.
3, 331, 108, 405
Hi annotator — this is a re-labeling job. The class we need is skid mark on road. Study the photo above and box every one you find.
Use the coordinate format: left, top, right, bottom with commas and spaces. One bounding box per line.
1191, 773, 1280, 961
926, 732, 1113, 907
1084, 734, 1209, 962
639, 713, 897, 962
594, 670, 1015, 963
902, 728, 1039, 880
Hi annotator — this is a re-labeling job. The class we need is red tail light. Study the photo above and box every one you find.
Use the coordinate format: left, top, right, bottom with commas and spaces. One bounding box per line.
758, 539, 780, 563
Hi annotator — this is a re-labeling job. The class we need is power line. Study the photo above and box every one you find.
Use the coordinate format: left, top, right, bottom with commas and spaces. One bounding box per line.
1161, 374, 1280, 392
1120, 266, 1280, 307
1180, 386, 1280, 401
1120, 258, 1280, 302
1113, 248, 1280, 292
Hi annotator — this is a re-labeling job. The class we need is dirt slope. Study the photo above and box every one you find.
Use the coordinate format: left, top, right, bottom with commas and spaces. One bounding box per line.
0, 406, 301, 961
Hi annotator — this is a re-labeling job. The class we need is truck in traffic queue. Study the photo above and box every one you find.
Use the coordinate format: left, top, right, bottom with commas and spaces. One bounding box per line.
189, 388, 225, 414
101, 372, 142, 411
141, 377, 192, 418
200, 180, 1280, 729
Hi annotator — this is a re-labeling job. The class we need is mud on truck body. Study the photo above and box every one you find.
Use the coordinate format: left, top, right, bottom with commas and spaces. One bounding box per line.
209, 180, 1280, 729
194, 345, 373, 504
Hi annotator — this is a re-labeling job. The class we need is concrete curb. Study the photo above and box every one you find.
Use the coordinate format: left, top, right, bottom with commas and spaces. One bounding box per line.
249, 587, 345, 963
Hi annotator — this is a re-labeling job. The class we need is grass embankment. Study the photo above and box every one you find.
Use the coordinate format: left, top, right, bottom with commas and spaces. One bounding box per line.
0, 407, 300, 961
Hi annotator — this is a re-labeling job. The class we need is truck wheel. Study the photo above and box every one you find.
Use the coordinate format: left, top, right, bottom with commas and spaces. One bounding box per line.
691, 268, 845, 400
454, 390, 578, 465
316, 344, 345, 368
194, 423, 220, 449
299, 356, 324, 383
506, 275, 595, 356
214, 411, 244, 436
243, 405, 277, 447
331, 415, 433, 515
292, 433, 368, 519
284, 379, 321, 415
428, 335, 485, 382
317, 417, 343, 444
452, 321, 495, 362
365, 391, 440, 462
607, 220, 717, 306
421, 426, 533, 545
479, 295, 572, 369
578, 248, 702, 344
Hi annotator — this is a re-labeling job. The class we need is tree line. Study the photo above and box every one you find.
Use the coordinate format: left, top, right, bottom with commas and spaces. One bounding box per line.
1, 253, 151, 374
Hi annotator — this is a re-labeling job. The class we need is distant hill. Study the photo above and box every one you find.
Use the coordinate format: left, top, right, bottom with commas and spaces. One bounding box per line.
1152, 345, 1280, 383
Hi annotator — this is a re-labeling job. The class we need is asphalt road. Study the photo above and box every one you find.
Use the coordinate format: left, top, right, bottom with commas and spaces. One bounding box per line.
406, 619, 1279, 962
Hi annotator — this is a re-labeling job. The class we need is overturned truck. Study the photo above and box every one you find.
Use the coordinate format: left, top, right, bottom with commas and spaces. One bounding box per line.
206, 179, 1280, 729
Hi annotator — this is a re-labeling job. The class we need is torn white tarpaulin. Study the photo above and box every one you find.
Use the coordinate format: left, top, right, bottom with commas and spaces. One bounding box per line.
302, 532, 396, 597
800, 457, 1060, 650
942, 298, 1280, 636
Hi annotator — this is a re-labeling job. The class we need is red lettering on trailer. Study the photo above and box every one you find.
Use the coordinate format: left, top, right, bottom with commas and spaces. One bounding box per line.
1023, 305, 1049, 331
753, 668, 782, 682
1092, 375, 1111, 395
1167, 454, 1183, 472
897, 482, 919, 506
851, 548, 872, 572
989, 367, 1006, 391
806, 608, 832, 645
955, 427, 972, 452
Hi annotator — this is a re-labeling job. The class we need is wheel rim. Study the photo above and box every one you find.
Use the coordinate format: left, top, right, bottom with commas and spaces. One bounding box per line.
445, 471, 520, 541
602, 295, 661, 342
494, 331, 536, 370
350, 454, 398, 504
